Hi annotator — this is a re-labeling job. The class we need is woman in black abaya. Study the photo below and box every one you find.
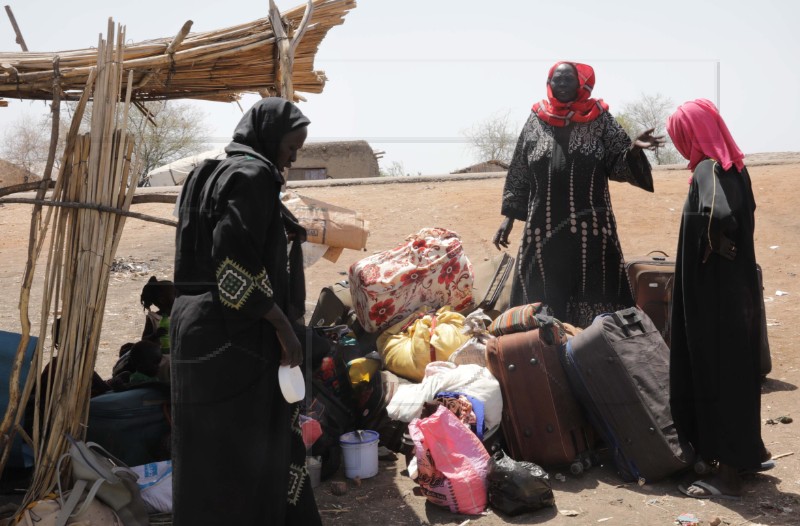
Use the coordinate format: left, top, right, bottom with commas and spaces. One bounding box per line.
493, 61, 663, 327
170, 98, 320, 525
669, 99, 771, 500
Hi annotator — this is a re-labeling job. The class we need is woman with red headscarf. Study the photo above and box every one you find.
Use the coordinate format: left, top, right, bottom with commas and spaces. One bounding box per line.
494, 61, 663, 327
668, 99, 771, 500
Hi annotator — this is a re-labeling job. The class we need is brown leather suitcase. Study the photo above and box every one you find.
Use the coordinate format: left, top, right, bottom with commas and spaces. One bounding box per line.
485, 329, 594, 473
625, 251, 675, 345
626, 252, 771, 377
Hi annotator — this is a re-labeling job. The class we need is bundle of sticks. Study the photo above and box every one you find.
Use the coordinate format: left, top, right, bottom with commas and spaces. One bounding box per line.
0, 19, 140, 509
0, 0, 356, 103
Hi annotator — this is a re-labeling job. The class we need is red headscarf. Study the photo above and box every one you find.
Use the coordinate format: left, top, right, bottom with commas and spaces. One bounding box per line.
666, 98, 744, 172
532, 61, 609, 127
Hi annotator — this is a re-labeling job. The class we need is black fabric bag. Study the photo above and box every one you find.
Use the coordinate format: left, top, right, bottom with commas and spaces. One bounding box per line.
308, 379, 355, 480
487, 450, 555, 516
86, 384, 171, 467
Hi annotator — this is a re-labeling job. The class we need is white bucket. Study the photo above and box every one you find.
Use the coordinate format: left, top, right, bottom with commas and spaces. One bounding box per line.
339, 430, 380, 479
306, 455, 322, 488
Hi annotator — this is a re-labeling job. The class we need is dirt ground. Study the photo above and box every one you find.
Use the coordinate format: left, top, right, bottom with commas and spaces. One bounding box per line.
0, 155, 798, 525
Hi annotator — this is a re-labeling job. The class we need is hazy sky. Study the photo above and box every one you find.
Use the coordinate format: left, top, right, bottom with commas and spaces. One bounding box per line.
2, 0, 798, 174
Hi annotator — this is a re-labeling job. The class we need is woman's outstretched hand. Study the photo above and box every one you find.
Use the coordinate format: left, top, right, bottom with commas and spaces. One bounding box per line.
633, 127, 666, 151
493, 217, 514, 250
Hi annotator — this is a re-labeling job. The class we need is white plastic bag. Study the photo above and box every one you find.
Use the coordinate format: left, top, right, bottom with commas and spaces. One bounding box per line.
448, 308, 494, 367
131, 460, 172, 513
386, 362, 503, 432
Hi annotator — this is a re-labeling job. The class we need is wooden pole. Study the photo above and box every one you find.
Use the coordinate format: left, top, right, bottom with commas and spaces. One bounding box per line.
165, 20, 193, 55
268, 0, 293, 100
4, 5, 28, 52
0, 198, 178, 227
290, 0, 314, 57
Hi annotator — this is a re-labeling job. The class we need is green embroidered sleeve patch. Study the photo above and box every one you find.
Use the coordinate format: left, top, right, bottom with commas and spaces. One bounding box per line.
216, 257, 273, 310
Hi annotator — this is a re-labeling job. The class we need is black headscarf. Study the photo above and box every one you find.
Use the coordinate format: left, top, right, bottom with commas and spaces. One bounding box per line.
224, 97, 311, 322
225, 97, 311, 165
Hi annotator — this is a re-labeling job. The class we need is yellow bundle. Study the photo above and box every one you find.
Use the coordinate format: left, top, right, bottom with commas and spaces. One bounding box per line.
378, 306, 471, 382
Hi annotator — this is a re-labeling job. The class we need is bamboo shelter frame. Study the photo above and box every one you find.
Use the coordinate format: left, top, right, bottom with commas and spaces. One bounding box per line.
0, 0, 355, 103
0, 0, 357, 514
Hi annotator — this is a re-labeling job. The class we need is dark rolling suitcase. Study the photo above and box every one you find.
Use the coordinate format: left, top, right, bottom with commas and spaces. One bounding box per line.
486, 329, 594, 473
625, 251, 675, 345
562, 307, 693, 483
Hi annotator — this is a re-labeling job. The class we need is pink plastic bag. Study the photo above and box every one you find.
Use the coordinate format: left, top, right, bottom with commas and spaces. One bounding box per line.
408, 405, 490, 515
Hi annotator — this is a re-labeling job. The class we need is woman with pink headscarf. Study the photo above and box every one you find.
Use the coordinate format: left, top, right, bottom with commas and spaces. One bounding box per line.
493, 61, 663, 327
668, 99, 771, 500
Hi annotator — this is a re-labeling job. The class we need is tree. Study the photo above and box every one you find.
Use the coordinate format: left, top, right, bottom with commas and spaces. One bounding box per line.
614, 113, 637, 141
3, 101, 210, 186
463, 110, 519, 164
1, 114, 51, 179
617, 93, 682, 165
379, 160, 418, 177
127, 101, 210, 186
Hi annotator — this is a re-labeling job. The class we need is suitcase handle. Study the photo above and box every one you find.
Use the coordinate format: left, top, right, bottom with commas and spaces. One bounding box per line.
613, 308, 645, 336
645, 250, 670, 261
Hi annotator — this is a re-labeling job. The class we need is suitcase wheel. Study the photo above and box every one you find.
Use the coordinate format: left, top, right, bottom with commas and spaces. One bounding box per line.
569, 460, 584, 475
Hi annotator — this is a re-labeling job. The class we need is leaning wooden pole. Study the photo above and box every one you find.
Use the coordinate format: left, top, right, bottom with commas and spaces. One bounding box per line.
4, 5, 28, 52
0, 55, 68, 478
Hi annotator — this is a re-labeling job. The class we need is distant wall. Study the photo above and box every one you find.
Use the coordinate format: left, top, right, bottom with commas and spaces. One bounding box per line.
0, 159, 39, 187
288, 140, 379, 181
451, 160, 509, 174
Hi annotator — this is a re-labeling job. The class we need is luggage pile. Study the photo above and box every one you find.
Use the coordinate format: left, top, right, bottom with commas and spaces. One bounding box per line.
306, 229, 702, 517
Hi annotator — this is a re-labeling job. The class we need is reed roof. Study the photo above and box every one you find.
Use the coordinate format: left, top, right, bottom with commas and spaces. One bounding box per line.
0, 0, 356, 103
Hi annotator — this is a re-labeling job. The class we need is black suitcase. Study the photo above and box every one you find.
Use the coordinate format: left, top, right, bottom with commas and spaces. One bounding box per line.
562, 307, 694, 483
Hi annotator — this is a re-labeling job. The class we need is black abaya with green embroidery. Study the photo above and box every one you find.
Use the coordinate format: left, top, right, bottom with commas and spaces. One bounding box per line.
171, 99, 320, 526
501, 111, 654, 327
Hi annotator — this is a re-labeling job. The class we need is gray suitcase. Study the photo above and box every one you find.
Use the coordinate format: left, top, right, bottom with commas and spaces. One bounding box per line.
562, 307, 694, 483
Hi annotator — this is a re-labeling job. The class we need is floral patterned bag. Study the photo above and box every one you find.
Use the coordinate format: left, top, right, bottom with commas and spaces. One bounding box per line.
349, 228, 475, 333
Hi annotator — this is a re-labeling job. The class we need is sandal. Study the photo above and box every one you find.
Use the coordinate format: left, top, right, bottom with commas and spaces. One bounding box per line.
740, 459, 776, 475
678, 480, 741, 501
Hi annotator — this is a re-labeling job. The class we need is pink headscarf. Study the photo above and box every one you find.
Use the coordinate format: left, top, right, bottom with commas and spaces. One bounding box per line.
666, 98, 745, 172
